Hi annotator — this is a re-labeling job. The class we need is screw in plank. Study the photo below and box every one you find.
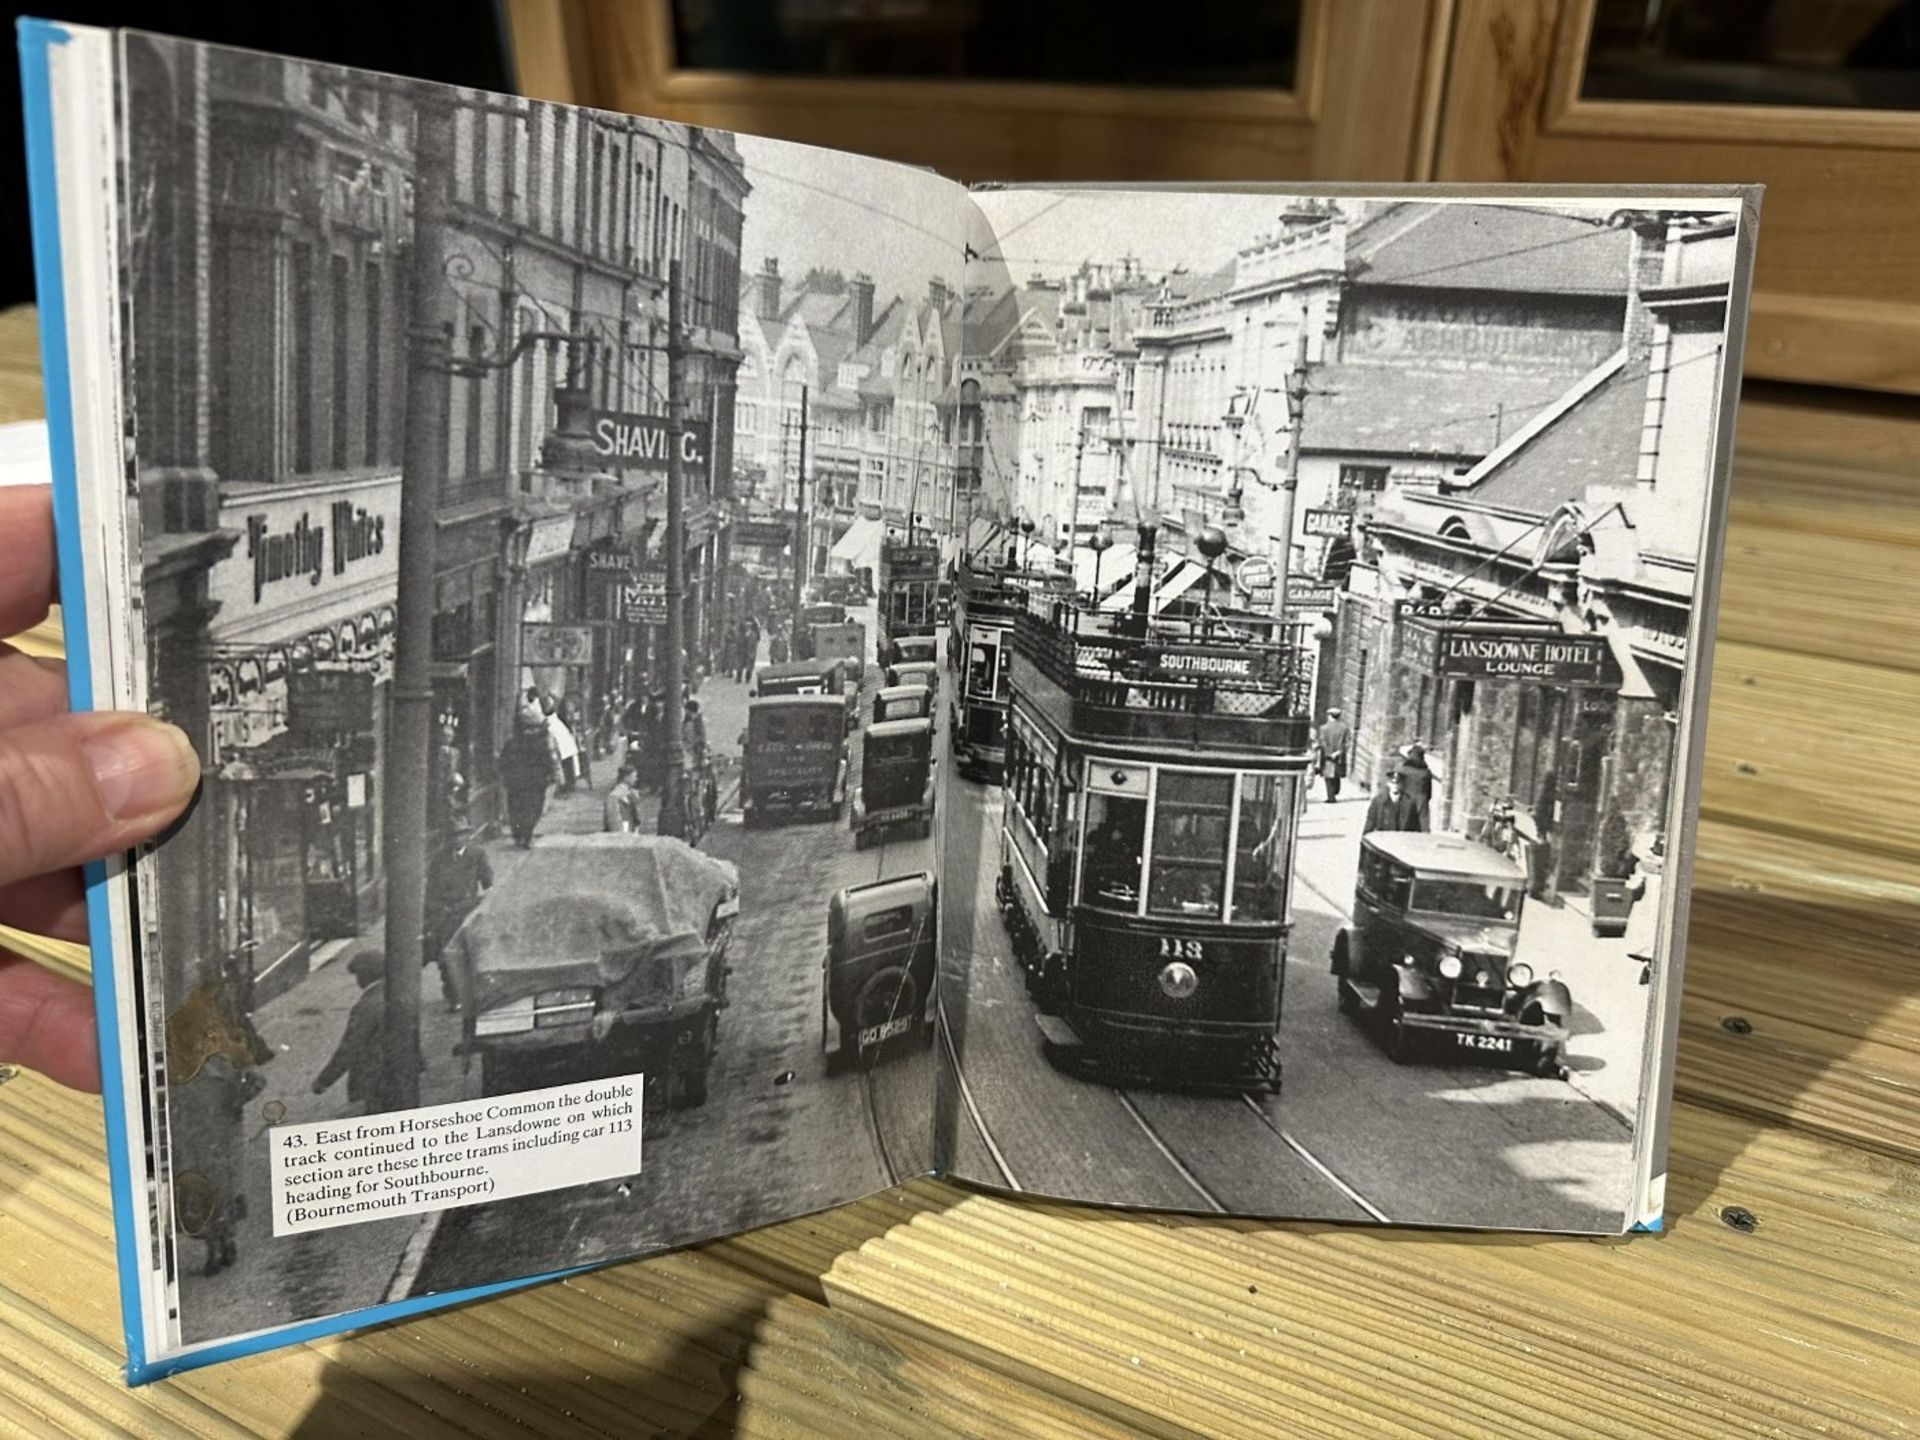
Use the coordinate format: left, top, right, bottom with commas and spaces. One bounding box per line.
1720, 1206, 1759, 1234
1721, 1016, 1753, 1036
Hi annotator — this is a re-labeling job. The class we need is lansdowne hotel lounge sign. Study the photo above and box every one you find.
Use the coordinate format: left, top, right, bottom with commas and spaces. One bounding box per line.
1435, 628, 1612, 685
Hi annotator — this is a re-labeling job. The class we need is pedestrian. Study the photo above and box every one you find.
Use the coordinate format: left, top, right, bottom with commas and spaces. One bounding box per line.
560, 695, 591, 786
1363, 769, 1422, 835
1396, 742, 1434, 832
1624, 832, 1665, 981
719, 622, 740, 685
1526, 762, 1561, 906
167, 954, 271, 1277
311, 948, 394, 1115
1314, 707, 1352, 802
499, 704, 558, 847
592, 690, 620, 762
603, 763, 642, 833
544, 694, 580, 793
769, 624, 790, 665
426, 825, 492, 1007
742, 616, 762, 680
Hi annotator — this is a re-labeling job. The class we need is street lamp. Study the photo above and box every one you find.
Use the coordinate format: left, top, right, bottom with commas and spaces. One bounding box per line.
1197, 524, 1228, 640
1087, 531, 1113, 604
1019, 515, 1035, 573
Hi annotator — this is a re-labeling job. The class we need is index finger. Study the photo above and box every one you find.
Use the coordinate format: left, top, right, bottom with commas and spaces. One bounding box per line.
0, 488, 57, 640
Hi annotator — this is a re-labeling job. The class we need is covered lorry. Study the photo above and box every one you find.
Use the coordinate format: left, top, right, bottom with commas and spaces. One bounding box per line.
446, 834, 740, 1108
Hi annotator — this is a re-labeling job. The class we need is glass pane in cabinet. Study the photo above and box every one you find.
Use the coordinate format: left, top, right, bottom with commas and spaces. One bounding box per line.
1582, 0, 1920, 110
669, 0, 1301, 89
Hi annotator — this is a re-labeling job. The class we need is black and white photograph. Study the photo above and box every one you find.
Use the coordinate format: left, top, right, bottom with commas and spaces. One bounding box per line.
937, 188, 1743, 1231
117, 31, 968, 1345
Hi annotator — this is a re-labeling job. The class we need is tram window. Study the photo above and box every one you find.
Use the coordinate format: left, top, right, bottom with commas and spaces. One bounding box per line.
968, 643, 995, 700
1147, 772, 1233, 920
1082, 791, 1146, 911
1231, 773, 1293, 922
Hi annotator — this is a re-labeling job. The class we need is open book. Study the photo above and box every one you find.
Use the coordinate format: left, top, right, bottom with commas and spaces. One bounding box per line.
20, 20, 1758, 1382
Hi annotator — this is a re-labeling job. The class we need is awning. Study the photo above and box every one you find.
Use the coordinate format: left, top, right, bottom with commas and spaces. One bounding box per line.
829, 516, 883, 571
1099, 558, 1211, 614
1074, 543, 1136, 600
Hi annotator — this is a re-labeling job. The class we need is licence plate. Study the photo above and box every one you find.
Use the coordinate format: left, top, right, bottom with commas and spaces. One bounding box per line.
857, 1015, 915, 1049
1456, 1033, 1514, 1053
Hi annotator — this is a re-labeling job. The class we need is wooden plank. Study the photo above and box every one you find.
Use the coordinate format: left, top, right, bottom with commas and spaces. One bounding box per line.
827, 1107, 1920, 1440
1737, 385, 1920, 473
1717, 523, 1920, 673
1699, 640, 1920, 862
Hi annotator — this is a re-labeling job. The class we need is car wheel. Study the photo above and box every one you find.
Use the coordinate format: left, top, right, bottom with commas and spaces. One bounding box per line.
1382, 995, 1413, 1064
678, 1067, 709, 1108
479, 1052, 523, 1097
853, 966, 919, 1058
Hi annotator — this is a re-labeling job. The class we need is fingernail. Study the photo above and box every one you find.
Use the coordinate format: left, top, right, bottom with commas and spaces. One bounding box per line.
84, 720, 200, 819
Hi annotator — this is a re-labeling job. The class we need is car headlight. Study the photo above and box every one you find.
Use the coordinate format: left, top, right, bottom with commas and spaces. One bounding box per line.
1157, 962, 1199, 1000
1438, 954, 1463, 980
1508, 961, 1534, 987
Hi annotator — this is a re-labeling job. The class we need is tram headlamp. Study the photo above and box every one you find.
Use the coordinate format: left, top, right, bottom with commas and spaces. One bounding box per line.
1157, 962, 1199, 1000
1507, 962, 1534, 988
1437, 954, 1463, 980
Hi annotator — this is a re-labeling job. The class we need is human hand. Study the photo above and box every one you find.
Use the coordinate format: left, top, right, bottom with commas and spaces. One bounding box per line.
0, 488, 200, 1091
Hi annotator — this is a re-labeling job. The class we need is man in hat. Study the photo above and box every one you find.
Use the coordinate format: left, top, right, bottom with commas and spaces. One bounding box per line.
1397, 742, 1435, 832
1363, 768, 1422, 835
498, 704, 559, 847
312, 947, 393, 1114
1314, 707, 1352, 803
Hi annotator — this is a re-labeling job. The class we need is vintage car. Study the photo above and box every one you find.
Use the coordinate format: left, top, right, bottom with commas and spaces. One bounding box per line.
851, 717, 936, 847
887, 633, 938, 669
809, 619, 868, 684
872, 683, 933, 725
823, 871, 938, 1069
1331, 832, 1571, 1078
740, 694, 849, 826
810, 572, 868, 606
754, 657, 858, 734
792, 602, 850, 659
886, 658, 941, 705
446, 834, 740, 1107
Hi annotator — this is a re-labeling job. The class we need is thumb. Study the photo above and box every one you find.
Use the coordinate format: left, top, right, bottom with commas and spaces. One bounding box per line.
0, 713, 201, 886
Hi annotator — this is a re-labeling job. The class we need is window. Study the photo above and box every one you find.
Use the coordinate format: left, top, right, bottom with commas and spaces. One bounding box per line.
1231, 773, 1294, 921
1082, 790, 1147, 912
1147, 771, 1233, 919
1337, 463, 1389, 505
1411, 878, 1520, 923
291, 243, 315, 474
364, 261, 382, 466
329, 254, 350, 469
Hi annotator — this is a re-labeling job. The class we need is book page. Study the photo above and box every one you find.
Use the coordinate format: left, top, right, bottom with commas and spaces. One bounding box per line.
85, 28, 970, 1362
938, 183, 1753, 1231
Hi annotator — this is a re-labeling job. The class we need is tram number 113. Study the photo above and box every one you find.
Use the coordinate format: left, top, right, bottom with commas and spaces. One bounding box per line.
1158, 937, 1205, 962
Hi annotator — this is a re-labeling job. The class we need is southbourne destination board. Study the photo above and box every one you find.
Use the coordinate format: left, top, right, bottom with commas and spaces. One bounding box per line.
22, 18, 1756, 1381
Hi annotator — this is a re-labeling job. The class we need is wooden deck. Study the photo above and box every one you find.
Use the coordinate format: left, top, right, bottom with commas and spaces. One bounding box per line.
2, 303, 1916, 1436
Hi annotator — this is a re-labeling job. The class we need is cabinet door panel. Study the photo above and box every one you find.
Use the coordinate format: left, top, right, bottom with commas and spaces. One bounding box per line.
514, 0, 1449, 184
1434, 0, 1920, 394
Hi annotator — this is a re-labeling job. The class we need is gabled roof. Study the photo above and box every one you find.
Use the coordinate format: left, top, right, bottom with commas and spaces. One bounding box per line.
1348, 203, 1630, 296
779, 286, 853, 332
1300, 362, 1581, 460
1458, 348, 1643, 515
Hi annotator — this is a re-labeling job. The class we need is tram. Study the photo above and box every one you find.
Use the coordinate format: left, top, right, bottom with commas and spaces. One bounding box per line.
949, 558, 1072, 782
876, 536, 940, 664
993, 549, 1312, 1091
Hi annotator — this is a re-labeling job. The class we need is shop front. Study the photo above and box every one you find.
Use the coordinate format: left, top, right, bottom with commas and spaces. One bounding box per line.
203, 474, 400, 1000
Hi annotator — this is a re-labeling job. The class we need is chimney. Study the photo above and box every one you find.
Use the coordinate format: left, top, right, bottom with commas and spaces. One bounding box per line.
852, 272, 876, 343
1622, 215, 1669, 360
757, 256, 782, 322
929, 276, 951, 312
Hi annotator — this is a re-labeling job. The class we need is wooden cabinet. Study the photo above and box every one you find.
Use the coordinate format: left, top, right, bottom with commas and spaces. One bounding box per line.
512, 0, 1920, 394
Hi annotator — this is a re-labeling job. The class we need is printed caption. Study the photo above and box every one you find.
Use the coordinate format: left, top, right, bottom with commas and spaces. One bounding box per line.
269, 1076, 642, 1235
